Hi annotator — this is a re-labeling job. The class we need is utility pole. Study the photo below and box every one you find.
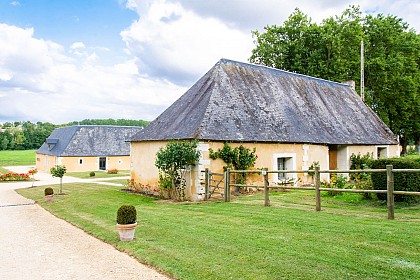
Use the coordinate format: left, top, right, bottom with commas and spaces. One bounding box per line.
360, 40, 365, 102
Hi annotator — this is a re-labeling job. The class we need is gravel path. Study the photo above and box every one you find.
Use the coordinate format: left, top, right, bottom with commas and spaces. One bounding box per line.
0, 166, 170, 280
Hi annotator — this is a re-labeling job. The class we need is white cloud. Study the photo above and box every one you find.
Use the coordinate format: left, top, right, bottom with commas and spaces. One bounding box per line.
121, 0, 254, 84
0, 23, 186, 123
1, 1, 418, 123
70, 42, 86, 49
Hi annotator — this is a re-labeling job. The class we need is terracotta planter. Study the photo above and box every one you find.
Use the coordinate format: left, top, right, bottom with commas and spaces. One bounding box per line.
117, 223, 137, 241
45, 195, 54, 202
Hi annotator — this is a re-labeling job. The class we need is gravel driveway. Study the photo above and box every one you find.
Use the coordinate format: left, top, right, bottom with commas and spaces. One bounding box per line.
0, 166, 170, 280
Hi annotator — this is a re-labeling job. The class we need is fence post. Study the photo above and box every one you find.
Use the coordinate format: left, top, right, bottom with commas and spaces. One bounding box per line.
386, 165, 395, 220
224, 168, 230, 202
204, 168, 209, 200
315, 166, 321, 211
263, 168, 270, 207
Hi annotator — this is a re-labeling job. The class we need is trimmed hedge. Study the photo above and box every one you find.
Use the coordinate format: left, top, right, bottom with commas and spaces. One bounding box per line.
370, 157, 420, 203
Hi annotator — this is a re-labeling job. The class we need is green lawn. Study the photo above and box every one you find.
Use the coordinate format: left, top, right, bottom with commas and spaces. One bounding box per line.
0, 149, 36, 167
17, 184, 420, 279
67, 170, 130, 179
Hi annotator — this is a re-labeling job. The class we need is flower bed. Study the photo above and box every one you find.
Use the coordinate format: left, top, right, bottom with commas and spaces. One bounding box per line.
124, 179, 161, 197
0, 172, 30, 181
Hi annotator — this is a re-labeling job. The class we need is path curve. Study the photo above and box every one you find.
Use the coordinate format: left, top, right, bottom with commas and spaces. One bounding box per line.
0, 166, 170, 280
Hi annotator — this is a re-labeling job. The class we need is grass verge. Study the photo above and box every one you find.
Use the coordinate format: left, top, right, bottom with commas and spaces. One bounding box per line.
17, 184, 420, 280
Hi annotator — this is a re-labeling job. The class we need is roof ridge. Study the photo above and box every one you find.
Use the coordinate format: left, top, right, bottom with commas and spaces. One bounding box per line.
218, 58, 352, 89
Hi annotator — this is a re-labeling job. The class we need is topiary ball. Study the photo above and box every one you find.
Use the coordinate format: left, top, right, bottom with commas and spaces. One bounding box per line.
44, 187, 54, 196
89, 171, 96, 177
117, 205, 137, 225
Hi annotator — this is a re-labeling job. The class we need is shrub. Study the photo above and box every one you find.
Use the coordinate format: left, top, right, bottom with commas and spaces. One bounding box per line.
107, 168, 118, 174
117, 205, 137, 225
370, 158, 420, 203
89, 171, 96, 177
350, 152, 372, 181
155, 140, 201, 200
44, 187, 54, 196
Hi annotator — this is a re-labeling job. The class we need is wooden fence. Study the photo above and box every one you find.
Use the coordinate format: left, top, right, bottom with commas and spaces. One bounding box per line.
205, 165, 420, 220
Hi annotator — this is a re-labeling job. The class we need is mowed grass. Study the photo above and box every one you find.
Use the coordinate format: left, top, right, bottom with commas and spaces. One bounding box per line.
17, 184, 420, 280
0, 149, 36, 167
67, 170, 130, 179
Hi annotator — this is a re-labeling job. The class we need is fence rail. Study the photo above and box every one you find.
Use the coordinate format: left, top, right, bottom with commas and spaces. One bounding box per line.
205, 165, 420, 220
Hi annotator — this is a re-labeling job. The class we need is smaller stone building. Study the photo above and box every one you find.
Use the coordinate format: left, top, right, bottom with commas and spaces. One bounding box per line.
36, 125, 142, 173
130, 59, 399, 201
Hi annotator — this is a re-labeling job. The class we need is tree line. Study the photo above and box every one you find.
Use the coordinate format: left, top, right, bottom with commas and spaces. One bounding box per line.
0, 119, 149, 150
250, 6, 419, 154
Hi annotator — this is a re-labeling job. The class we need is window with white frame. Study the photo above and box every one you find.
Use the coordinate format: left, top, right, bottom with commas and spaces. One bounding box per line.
273, 153, 297, 183
376, 146, 388, 159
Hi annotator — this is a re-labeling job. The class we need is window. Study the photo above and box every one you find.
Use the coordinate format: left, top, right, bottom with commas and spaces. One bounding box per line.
78, 158, 83, 165
273, 153, 297, 183
377, 146, 388, 159
277, 157, 286, 180
118, 159, 122, 165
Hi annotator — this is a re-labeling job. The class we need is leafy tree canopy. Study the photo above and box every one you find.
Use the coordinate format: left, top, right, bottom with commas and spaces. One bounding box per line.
250, 6, 419, 154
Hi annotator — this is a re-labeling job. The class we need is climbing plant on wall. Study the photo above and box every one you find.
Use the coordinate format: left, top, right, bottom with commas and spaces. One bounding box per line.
209, 143, 257, 184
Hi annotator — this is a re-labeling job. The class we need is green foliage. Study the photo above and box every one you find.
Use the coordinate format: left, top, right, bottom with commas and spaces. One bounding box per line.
116, 205, 137, 225
350, 152, 372, 180
44, 187, 54, 196
323, 173, 348, 196
155, 140, 201, 200
50, 165, 67, 178
50, 165, 67, 194
65, 118, 149, 127
250, 6, 420, 152
308, 161, 319, 177
370, 158, 420, 203
0, 121, 56, 150
89, 171, 96, 177
209, 143, 257, 183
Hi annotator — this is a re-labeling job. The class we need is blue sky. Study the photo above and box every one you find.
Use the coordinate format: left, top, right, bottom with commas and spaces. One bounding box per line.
0, 0, 418, 123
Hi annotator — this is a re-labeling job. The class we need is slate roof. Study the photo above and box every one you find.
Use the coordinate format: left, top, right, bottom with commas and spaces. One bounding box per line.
37, 125, 143, 157
131, 59, 398, 145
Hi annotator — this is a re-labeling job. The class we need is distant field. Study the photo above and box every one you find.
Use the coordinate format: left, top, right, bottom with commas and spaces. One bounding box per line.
0, 150, 36, 167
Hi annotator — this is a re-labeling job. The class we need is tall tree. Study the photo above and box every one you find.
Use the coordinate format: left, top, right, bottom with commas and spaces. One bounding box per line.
250, 6, 419, 154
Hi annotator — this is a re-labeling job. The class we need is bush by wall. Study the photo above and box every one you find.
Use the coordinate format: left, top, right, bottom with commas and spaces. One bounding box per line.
370, 158, 420, 203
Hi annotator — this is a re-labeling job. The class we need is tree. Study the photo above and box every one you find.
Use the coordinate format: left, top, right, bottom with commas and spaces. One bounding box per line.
1, 136, 9, 150
50, 165, 67, 194
155, 140, 201, 201
250, 6, 419, 154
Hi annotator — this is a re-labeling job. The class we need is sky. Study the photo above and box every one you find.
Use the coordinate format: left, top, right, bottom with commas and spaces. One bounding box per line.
0, 0, 419, 124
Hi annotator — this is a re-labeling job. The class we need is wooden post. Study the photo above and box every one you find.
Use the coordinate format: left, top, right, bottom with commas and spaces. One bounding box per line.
386, 165, 395, 220
224, 168, 230, 202
204, 168, 209, 200
315, 166, 321, 211
263, 168, 270, 206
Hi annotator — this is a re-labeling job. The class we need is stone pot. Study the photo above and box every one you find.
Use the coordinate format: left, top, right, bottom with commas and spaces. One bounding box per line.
116, 222, 137, 241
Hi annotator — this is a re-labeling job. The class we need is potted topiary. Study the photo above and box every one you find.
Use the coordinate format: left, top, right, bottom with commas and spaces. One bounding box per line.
116, 205, 137, 241
44, 187, 54, 202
